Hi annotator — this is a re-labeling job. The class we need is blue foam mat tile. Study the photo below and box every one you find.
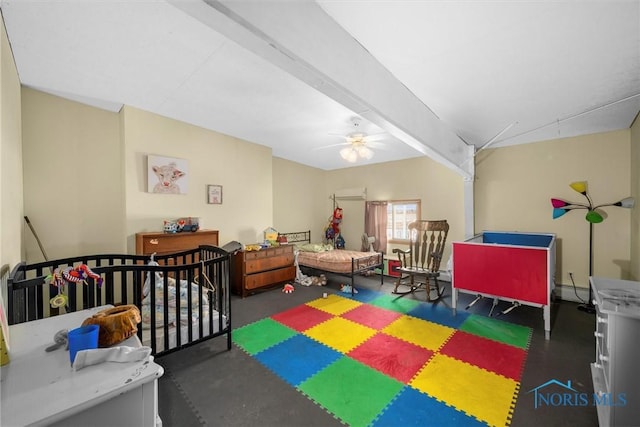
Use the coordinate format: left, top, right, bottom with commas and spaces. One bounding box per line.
372, 386, 486, 427
340, 287, 380, 303
255, 334, 342, 386
408, 303, 470, 328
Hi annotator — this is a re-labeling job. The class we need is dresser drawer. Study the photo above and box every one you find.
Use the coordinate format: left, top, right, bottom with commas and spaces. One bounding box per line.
243, 245, 293, 260
245, 266, 296, 290
245, 253, 294, 274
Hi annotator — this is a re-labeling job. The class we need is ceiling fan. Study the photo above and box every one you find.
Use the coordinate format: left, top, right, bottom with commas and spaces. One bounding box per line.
327, 117, 386, 163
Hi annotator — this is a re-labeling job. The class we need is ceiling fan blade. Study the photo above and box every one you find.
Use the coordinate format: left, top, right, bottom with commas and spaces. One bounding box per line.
366, 141, 387, 149
328, 132, 350, 140
312, 142, 350, 150
363, 132, 387, 142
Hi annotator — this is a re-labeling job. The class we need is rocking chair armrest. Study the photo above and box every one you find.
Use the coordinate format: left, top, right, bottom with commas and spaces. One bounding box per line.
392, 248, 411, 255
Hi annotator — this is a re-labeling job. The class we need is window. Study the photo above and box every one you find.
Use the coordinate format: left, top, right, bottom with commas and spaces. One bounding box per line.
387, 200, 421, 242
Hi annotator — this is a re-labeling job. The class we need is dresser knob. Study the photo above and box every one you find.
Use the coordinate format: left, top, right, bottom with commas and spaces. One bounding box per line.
599, 354, 609, 362
597, 316, 607, 324
594, 332, 604, 338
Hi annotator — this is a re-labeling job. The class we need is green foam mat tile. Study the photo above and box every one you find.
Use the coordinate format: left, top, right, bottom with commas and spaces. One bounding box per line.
367, 293, 422, 314
298, 356, 404, 427
459, 314, 531, 349
233, 318, 298, 355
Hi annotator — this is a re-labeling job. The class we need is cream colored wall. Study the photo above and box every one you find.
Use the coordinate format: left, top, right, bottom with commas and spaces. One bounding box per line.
272, 157, 327, 240
324, 157, 465, 264
21, 88, 125, 260
13, 84, 638, 288
122, 106, 273, 249
476, 129, 632, 289
630, 114, 639, 281
0, 17, 23, 269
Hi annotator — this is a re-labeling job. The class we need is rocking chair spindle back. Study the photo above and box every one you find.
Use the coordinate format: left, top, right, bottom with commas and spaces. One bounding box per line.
393, 220, 449, 301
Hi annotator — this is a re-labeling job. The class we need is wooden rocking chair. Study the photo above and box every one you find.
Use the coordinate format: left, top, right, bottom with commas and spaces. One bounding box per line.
392, 220, 449, 302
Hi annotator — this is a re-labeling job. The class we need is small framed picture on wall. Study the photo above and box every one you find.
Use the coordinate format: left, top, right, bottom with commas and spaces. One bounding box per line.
207, 185, 222, 204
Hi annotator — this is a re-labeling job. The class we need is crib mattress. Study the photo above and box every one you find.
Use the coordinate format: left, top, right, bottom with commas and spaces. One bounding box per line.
297, 250, 380, 274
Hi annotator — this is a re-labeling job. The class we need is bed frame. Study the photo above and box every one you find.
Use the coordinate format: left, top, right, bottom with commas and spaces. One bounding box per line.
282, 230, 384, 295
6, 245, 232, 357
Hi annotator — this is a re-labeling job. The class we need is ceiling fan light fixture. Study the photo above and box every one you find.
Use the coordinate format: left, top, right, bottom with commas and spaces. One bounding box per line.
358, 145, 374, 160
340, 147, 358, 163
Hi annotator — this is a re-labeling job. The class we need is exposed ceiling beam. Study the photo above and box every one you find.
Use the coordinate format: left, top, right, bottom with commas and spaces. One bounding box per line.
169, 0, 473, 178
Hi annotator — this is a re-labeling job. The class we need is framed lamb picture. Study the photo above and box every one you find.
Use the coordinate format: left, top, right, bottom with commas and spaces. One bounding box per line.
208, 185, 222, 204
147, 155, 189, 194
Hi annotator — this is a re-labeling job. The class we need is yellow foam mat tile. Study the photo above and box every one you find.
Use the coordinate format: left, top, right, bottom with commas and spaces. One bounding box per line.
383, 315, 455, 351
306, 294, 362, 316
411, 354, 518, 426
304, 317, 377, 353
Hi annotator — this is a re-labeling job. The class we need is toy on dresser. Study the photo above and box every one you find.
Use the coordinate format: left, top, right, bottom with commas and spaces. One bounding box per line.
163, 216, 200, 233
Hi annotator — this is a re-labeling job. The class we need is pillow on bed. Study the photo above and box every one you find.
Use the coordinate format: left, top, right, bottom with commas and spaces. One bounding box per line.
296, 243, 334, 253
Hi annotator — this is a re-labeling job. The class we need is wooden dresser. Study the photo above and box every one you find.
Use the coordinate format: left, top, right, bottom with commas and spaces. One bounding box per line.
232, 245, 296, 297
135, 230, 219, 255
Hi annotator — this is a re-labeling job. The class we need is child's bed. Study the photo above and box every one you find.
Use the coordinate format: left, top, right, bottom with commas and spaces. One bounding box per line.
281, 230, 384, 294
7, 245, 231, 357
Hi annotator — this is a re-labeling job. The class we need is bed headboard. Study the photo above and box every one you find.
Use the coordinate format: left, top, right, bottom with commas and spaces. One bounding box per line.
280, 230, 311, 245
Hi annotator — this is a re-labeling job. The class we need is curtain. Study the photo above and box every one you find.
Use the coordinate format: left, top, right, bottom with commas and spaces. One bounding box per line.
364, 201, 388, 253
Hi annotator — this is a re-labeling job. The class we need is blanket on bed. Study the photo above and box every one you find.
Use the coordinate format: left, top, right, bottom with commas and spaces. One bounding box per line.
296, 243, 334, 253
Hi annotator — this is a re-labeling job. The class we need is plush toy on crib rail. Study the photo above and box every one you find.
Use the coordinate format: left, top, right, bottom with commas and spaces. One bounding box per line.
46, 264, 103, 308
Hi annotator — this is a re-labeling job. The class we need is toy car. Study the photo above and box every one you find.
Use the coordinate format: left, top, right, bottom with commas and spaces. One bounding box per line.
163, 220, 178, 233
176, 217, 200, 232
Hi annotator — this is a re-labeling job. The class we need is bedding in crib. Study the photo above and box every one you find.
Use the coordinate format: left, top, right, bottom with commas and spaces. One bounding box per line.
142, 266, 212, 330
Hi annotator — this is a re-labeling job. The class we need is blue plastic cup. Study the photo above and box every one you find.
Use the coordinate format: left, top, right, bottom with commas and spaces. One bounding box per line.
68, 324, 99, 366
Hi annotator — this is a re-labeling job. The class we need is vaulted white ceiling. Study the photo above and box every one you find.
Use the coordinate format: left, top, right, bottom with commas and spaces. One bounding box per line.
2, 0, 639, 172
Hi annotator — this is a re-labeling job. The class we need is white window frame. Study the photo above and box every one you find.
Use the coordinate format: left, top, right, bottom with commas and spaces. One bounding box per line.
387, 199, 421, 243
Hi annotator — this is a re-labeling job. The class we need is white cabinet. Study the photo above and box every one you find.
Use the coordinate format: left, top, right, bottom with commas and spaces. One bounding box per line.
1, 306, 164, 426
590, 277, 640, 427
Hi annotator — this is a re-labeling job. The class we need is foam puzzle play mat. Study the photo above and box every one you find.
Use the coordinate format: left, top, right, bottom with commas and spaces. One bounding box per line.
233, 290, 531, 426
